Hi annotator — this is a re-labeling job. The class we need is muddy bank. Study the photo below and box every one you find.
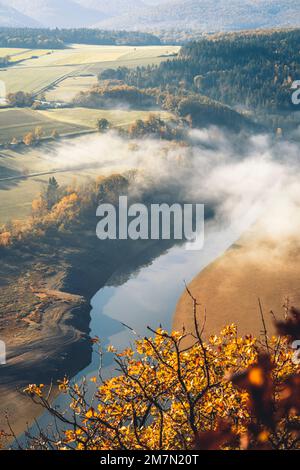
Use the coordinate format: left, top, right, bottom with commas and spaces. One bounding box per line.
0, 249, 90, 438
0, 218, 175, 439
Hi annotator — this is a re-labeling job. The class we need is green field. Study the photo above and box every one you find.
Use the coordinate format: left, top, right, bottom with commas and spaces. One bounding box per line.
19, 45, 133, 67
0, 106, 174, 224
38, 108, 173, 129
0, 106, 171, 146
0, 44, 180, 96
0, 65, 78, 95
0, 108, 89, 145
8, 49, 51, 63
85, 55, 175, 77
0, 43, 180, 224
45, 75, 98, 102
10, 45, 179, 68
0, 48, 50, 57
0, 145, 103, 224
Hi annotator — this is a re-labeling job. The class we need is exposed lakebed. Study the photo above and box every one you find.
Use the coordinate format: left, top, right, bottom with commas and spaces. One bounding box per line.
23, 214, 252, 442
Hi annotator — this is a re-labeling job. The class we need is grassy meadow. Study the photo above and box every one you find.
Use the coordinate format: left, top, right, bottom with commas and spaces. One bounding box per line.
0, 108, 89, 145
0, 48, 51, 62
0, 44, 179, 95
0, 43, 179, 225
0, 65, 77, 95
45, 75, 98, 102
38, 108, 173, 129
0, 145, 103, 224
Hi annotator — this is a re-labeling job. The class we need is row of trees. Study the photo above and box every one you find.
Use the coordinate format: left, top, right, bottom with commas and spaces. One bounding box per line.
22, 128, 59, 146
0, 174, 128, 248
73, 84, 156, 110
126, 114, 184, 140
6, 91, 34, 107
0, 176, 74, 248
5, 128, 59, 148
97, 114, 186, 141
0, 28, 161, 49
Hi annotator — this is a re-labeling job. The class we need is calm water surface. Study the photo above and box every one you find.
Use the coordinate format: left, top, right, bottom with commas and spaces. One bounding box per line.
21, 217, 251, 442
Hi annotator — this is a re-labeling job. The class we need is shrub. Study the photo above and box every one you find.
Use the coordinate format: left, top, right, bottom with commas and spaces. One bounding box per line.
19, 299, 300, 450
7, 91, 34, 108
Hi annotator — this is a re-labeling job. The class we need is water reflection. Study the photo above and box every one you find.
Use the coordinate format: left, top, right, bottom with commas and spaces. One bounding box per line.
19, 213, 254, 444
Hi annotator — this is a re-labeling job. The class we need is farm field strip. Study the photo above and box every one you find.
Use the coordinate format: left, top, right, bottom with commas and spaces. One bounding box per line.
0, 47, 50, 57
9, 50, 52, 63
45, 75, 98, 102
0, 48, 31, 56
0, 108, 50, 127
119, 46, 180, 61
0, 142, 109, 224
0, 105, 173, 146
12, 45, 134, 68
0, 65, 79, 94
38, 108, 174, 128
0, 44, 180, 223
0, 45, 180, 96
0, 167, 85, 182
87, 54, 178, 75
0, 107, 90, 145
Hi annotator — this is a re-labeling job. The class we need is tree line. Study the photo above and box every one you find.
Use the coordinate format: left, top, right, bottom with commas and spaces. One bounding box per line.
99, 29, 300, 114
0, 27, 161, 49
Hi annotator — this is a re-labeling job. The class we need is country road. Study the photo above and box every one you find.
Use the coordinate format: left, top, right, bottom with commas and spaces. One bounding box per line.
0, 167, 79, 183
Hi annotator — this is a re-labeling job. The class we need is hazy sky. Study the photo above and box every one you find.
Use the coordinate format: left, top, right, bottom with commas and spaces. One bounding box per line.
143, 0, 168, 4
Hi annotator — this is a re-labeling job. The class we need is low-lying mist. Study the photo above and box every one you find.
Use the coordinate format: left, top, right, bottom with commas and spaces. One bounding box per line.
45, 126, 300, 255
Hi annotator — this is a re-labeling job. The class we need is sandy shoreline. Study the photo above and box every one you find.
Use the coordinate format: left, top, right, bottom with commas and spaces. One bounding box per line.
173, 224, 300, 340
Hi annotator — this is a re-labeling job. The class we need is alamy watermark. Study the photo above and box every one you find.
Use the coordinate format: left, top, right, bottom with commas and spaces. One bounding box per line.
292, 340, 300, 365
0, 340, 6, 365
96, 196, 204, 251
291, 80, 300, 105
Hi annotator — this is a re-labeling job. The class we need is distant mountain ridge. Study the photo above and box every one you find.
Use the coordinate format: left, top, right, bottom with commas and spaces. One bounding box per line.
1, 0, 108, 28
75, 0, 147, 16
0, 0, 299, 31
0, 2, 41, 27
94, 0, 300, 31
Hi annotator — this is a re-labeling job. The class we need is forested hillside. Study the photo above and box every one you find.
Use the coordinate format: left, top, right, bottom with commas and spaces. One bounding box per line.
0, 27, 161, 49
1, 0, 299, 32
105, 29, 300, 112
96, 0, 300, 32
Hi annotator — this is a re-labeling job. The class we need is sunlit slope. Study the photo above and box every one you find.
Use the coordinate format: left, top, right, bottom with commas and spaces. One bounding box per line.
174, 224, 300, 339
0, 45, 179, 94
